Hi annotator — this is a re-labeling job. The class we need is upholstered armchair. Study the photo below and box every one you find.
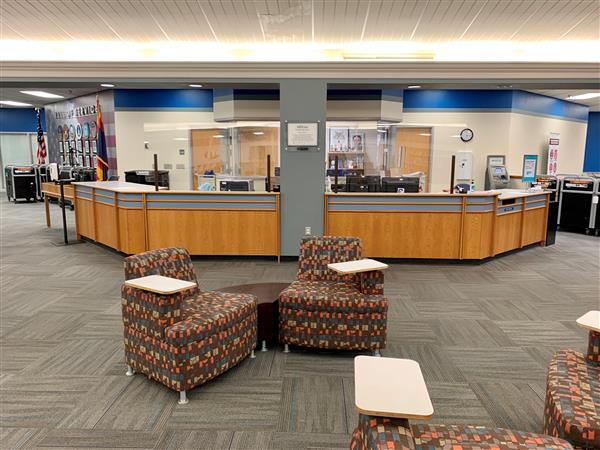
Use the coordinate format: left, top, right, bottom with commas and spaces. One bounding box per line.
278, 236, 388, 353
351, 414, 573, 450
121, 247, 257, 404
544, 318, 599, 449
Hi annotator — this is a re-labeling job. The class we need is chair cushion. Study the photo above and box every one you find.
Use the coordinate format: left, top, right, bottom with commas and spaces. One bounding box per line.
279, 280, 387, 314
164, 291, 256, 346
412, 423, 572, 449
544, 349, 600, 449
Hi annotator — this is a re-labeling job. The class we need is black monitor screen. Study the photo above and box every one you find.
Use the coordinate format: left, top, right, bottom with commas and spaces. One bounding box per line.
381, 177, 420, 193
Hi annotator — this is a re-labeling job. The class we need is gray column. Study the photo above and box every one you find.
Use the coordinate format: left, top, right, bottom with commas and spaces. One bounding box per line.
279, 79, 327, 256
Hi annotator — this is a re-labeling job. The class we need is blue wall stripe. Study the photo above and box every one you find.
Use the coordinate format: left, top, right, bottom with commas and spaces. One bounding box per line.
329, 195, 461, 204
327, 90, 382, 101
0, 108, 46, 132
113, 89, 213, 111
146, 201, 275, 210
329, 203, 461, 212
403, 89, 588, 122
584, 112, 600, 172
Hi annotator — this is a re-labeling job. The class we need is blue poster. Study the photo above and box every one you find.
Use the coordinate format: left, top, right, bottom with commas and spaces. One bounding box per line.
522, 154, 538, 183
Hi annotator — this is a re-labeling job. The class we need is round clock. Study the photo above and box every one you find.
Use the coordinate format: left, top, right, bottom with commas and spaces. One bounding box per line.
460, 128, 473, 142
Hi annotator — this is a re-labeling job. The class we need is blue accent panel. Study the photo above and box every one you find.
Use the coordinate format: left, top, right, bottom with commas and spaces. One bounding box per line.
525, 194, 547, 203
95, 196, 115, 205
76, 192, 93, 200
118, 201, 143, 209
234, 89, 279, 100
497, 204, 522, 215
511, 91, 588, 122
147, 201, 275, 210
329, 203, 461, 212
146, 194, 275, 202
0, 108, 46, 132
119, 193, 143, 200
327, 89, 382, 100
213, 89, 234, 102
382, 88, 404, 99
584, 112, 600, 172
466, 204, 494, 212
466, 196, 495, 203
526, 200, 547, 209
328, 195, 461, 204
113, 89, 213, 111
403, 90, 513, 110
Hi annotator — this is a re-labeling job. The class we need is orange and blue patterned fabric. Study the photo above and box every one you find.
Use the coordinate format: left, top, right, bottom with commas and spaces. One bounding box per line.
543, 337, 600, 449
351, 414, 573, 450
279, 236, 388, 351
121, 247, 257, 393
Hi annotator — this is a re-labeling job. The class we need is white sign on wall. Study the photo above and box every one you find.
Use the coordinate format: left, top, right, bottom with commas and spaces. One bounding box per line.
286, 122, 319, 148
456, 151, 473, 180
547, 132, 560, 175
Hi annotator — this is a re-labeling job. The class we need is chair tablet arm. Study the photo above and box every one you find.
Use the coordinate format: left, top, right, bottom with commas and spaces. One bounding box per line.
121, 284, 185, 339
358, 270, 385, 295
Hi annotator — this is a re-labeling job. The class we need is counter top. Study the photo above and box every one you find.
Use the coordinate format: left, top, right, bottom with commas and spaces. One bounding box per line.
325, 189, 549, 200
73, 181, 278, 194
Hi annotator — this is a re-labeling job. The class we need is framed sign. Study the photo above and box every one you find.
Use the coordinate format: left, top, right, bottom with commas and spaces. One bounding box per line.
286, 122, 319, 149
522, 154, 538, 183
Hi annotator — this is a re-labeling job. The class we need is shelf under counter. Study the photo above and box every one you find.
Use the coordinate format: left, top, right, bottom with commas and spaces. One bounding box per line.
324, 191, 550, 260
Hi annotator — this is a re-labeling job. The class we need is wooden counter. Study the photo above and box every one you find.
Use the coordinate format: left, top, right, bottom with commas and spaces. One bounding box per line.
324, 190, 550, 260
72, 182, 280, 259
41, 181, 75, 228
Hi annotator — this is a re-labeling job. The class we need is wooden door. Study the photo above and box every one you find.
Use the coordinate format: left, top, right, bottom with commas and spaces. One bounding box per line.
394, 128, 431, 191
191, 129, 226, 189
239, 127, 279, 176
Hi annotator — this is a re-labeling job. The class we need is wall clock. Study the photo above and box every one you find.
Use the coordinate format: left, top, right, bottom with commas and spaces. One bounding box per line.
460, 128, 474, 142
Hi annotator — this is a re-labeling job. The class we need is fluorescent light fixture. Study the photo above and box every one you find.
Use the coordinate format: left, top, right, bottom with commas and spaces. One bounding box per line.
407, 85, 421, 89
419, 133, 432, 136
173, 137, 188, 141
567, 92, 600, 100
0, 100, 33, 107
189, 84, 203, 88
100, 83, 114, 87
212, 134, 224, 138
20, 90, 64, 99
253, 131, 265, 135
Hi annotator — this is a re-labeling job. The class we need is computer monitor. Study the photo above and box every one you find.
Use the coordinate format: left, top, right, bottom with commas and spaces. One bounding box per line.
381, 177, 420, 193
346, 175, 380, 192
219, 180, 250, 192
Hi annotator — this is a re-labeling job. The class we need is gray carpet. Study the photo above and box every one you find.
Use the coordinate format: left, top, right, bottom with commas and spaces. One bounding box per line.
1, 197, 598, 449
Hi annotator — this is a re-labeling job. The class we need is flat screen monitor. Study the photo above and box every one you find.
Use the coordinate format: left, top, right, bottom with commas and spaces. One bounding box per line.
345, 176, 380, 192
220, 180, 250, 192
381, 177, 420, 193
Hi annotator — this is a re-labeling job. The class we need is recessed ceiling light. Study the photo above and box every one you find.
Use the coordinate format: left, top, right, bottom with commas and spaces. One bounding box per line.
0, 100, 33, 107
567, 93, 600, 100
253, 131, 265, 135
19, 90, 64, 99
189, 84, 203, 88
100, 83, 114, 88
212, 134, 224, 138
407, 85, 421, 89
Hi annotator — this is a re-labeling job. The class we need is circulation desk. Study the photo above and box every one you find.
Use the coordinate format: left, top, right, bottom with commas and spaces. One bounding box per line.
324, 191, 550, 260
72, 181, 280, 259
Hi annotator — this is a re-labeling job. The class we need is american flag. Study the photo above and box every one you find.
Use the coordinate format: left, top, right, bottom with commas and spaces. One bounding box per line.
36, 108, 47, 165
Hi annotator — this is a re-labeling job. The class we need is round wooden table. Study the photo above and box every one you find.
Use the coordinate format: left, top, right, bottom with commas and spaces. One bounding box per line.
216, 282, 290, 351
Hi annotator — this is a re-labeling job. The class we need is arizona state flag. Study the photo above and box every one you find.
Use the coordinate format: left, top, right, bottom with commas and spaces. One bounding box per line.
95, 95, 109, 181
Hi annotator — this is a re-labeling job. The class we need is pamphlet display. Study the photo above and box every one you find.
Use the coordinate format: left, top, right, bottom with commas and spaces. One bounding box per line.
547, 132, 560, 175
522, 154, 538, 183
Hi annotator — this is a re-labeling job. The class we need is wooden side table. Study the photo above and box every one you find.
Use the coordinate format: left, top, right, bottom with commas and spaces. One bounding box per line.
217, 282, 290, 351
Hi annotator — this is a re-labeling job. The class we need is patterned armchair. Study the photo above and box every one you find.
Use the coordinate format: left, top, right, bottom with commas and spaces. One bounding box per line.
544, 328, 599, 449
279, 236, 388, 353
121, 247, 257, 404
351, 414, 573, 450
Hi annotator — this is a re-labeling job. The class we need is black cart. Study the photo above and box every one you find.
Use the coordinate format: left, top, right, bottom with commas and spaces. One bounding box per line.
558, 176, 598, 235
5, 165, 37, 203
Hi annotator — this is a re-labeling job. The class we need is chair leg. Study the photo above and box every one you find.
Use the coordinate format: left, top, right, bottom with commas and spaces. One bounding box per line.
250, 350, 256, 359
372, 350, 381, 357
261, 340, 268, 352
125, 366, 135, 376
178, 391, 189, 405
283, 344, 290, 353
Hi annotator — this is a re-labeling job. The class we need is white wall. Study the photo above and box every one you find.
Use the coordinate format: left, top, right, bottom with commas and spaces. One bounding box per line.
403, 111, 588, 192
114, 110, 215, 190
